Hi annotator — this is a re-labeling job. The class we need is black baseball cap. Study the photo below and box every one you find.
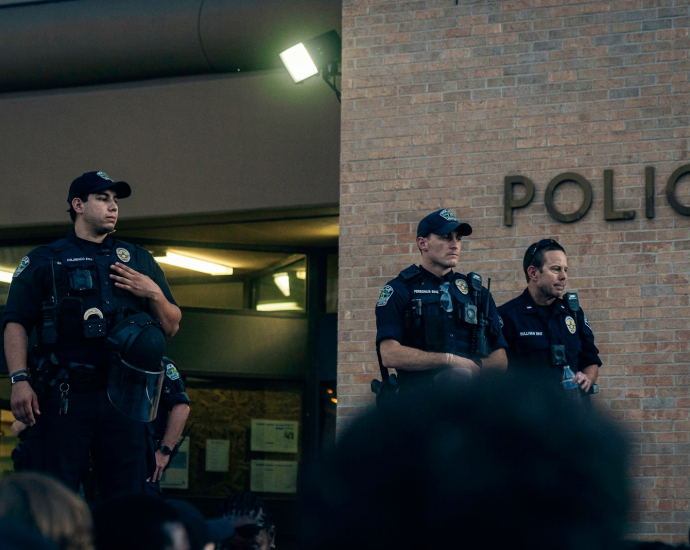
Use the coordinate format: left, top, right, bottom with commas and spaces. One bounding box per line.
67, 171, 131, 205
417, 209, 472, 238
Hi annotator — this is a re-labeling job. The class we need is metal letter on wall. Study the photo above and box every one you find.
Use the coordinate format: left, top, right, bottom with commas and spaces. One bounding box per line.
645, 166, 655, 219
666, 164, 690, 216
544, 172, 593, 223
604, 169, 635, 221
504, 176, 535, 226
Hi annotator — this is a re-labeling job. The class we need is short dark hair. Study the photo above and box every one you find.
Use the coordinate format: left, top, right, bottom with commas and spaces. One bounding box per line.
221, 492, 274, 530
523, 239, 566, 282
68, 194, 90, 223
302, 372, 630, 550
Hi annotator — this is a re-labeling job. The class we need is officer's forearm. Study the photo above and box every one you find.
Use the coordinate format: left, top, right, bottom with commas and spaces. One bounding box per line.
482, 348, 508, 371
149, 292, 182, 338
581, 364, 599, 384
162, 404, 190, 448
379, 339, 456, 371
4, 322, 29, 374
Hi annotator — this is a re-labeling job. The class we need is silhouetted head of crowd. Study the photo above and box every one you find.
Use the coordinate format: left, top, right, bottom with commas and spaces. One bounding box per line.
303, 371, 631, 550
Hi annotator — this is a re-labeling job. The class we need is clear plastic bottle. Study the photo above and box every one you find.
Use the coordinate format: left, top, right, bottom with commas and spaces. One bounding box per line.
561, 365, 580, 392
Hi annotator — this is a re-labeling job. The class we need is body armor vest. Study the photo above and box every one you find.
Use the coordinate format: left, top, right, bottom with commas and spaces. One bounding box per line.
399, 265, 480, 359
39, 238, 148, 366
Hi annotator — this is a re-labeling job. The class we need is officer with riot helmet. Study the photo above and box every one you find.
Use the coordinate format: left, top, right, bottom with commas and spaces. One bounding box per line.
498, 239, 601, 397
3, 170, 181, 498
373, 209, 507, 400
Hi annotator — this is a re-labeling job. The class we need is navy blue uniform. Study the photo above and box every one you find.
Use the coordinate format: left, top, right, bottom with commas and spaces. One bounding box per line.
3, 229, 176, 498
375, 265, 506, 386
498, 289, 601, 382
145, 360, 190, 493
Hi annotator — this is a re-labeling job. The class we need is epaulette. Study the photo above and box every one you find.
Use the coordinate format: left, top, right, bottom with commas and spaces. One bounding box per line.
44, 239, 74, 254
398, 264, 422, 283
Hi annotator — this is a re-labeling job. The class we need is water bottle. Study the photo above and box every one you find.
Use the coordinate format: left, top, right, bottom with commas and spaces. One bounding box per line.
561, 365, 581, 401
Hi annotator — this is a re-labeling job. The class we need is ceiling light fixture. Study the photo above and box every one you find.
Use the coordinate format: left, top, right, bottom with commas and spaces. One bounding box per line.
256, 302, 302, 312
154, 252, 233, 276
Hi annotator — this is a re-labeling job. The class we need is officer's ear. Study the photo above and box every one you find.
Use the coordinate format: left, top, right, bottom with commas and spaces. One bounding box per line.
72, 197, 84, 215
527, 265, 540, 282
416, 236, 428, 253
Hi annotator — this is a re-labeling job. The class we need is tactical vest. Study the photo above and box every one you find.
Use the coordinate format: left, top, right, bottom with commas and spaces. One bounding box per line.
38, 238, 149, 365
398, 265, 482, 359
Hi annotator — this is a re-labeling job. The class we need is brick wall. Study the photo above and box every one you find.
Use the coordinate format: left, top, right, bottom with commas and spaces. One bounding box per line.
338, 0, 690, 542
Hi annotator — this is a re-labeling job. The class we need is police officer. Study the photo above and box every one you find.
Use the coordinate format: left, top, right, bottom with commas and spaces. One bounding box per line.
146, 357, 191, 491
498, 239, 601, 393
375, 209, 507, 391
3, 170, 182, 498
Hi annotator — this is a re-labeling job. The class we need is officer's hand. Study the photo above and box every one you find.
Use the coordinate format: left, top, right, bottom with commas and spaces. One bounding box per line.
11, 383, 40, 426
11, 420, 27, 437
110, 263, 162, 300
449, 355, 482, 376
147, 450, 171, 483
573, 371, 592, 393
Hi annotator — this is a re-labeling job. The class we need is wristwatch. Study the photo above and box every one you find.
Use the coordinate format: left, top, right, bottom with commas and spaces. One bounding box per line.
11, 370, 29, 385
159, 445, 173, 456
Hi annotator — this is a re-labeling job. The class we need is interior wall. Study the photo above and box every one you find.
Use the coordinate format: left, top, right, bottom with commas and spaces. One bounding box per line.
0, 69, 340, 229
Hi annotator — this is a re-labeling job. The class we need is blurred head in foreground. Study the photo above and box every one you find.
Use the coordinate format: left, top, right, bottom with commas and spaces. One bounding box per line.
0, 472, 94, 550
303, 371, 630, 550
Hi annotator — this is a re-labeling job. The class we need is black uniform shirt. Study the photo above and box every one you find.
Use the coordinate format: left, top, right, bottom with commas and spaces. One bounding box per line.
498, 288, 601, 380
376, 265, 506, 383
150, 361, 191, 439
3, 230, 176, 365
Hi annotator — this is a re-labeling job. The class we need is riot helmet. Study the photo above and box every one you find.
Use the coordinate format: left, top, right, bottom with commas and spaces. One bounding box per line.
106, 312, 166, 422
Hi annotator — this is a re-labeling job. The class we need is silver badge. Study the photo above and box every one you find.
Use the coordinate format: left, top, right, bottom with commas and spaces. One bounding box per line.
116, 248, 131, 263
565, 316, 576, 334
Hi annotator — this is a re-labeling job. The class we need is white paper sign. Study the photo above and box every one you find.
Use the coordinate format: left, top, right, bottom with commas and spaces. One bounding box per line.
205, 439, 230, 472
250, 460, 298, 493
250, 420, 298, 453
160, 438, 190, 490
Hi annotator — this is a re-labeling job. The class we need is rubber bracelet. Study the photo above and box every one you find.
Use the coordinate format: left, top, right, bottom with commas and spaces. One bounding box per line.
10, 369, 27, 378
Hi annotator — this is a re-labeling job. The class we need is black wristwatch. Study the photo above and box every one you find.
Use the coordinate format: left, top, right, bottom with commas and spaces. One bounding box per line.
159, 445, 173, 456
11, 370, 29, 385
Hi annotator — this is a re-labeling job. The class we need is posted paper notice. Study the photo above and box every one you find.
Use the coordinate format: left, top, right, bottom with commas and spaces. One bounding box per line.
250, 460, 298, 493
250, 420, 298, 453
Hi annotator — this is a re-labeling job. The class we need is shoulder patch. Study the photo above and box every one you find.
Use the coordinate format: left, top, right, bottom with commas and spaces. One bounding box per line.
13, 256, 30, 278
166, 363, 180, 381
377, 285, 394, 307
584, 314, 591, 329
499, 315, 504, 329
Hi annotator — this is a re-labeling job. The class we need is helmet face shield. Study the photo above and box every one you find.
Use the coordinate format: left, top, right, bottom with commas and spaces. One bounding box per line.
107, 359, 165, 422
106, 312, 166, 422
